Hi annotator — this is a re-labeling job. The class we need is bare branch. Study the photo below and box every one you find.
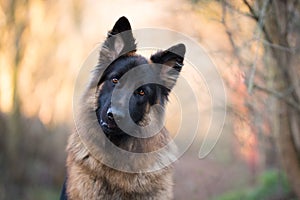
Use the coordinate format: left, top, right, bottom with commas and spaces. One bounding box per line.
223, 1, 255, 19
242, 0, 272, 43
253, 83, 300, 112
243, 0, 259, 20
247, 0, 271, 94
260, 39, 295, 53
221, 2, 238, 54
287, 0, 299, 35
221, 1, 248, 69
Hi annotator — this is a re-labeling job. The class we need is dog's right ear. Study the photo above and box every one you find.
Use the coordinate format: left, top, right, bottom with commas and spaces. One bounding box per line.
110, 16, 132, 35
99, 16, 136, 65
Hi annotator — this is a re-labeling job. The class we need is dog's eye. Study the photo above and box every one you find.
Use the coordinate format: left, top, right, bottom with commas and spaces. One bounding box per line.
137, 89, 145, 96
111, 78, 119, 84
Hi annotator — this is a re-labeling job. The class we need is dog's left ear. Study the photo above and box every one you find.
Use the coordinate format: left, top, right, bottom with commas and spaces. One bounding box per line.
99, 17, 136, 64
151, 43, 186, 90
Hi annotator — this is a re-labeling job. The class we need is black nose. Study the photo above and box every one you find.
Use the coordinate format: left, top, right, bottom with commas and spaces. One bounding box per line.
107, 107, 125, 121
107, 107, 114, 121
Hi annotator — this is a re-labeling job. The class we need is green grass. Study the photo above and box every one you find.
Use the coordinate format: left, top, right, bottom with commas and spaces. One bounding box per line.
213, 170, 295, 200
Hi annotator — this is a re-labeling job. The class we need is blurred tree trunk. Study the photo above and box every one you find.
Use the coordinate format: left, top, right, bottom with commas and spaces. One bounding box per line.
268, 1, 300, 197
2, 0, 28, 190
221, 0, 300, 197
5, 0, 27, 148
248, 0, 300, 197
7, 0, 21, 156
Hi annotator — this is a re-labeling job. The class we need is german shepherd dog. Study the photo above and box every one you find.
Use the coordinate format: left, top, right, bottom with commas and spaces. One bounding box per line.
61, 17, 185, 200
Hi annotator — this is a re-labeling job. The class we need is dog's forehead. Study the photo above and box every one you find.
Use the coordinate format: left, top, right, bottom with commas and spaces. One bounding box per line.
108, 55, 149, 75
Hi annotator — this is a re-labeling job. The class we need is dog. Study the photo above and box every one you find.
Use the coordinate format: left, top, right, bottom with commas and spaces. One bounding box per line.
61, 16, 185, 200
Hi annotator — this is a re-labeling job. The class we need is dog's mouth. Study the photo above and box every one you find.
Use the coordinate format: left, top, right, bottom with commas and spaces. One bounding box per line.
100, 119, 124, 135
101, 119, 117, 129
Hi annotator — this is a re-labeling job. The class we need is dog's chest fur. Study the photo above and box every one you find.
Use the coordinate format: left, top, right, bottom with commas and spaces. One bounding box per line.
66, 132, 174, 200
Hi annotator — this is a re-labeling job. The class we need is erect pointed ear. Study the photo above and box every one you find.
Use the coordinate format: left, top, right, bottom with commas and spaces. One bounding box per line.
150, 43, 186, 90
110, 16, 132, 35
99, 16, 136, 65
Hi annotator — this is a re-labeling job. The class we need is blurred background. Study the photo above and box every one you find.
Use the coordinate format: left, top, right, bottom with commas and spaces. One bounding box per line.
1, 0, 300, 199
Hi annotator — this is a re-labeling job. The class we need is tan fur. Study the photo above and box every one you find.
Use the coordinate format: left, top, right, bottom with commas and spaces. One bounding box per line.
66, 131, 175, 200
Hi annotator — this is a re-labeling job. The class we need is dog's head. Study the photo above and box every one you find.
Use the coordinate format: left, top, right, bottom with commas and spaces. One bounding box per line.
95, 17, 185, 139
